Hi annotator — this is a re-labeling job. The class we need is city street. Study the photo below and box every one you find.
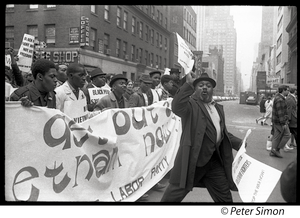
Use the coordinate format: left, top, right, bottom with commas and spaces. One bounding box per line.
144, 99, 297, 203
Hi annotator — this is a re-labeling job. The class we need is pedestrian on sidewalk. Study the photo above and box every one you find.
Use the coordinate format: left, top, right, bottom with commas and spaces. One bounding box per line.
256, 95, 266, 125
161, 71, 243, 202
270, 85, 291, 158
285, 87, 297, 149
262, 95, 273, 125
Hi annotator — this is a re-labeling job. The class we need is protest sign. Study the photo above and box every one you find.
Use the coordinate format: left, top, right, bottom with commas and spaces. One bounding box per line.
5, 54, 12, 69
176, 33, 194, 74
232, 129, 282, 202
16, 34, 35, 72
88, 87, 111, 104
5, 99, 181, 202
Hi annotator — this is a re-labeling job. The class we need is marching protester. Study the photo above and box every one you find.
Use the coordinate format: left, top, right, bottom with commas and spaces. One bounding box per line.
156, 74, 174, 100
149, 71, 161, 103
256, 95, 267, 125
123, 79, 134, 100
128, 73, 156, 107
161, 71, 244, 202
10, 59, 57, 108
168, 68, 182, 97
82, 68, 108, 111
5, 47, 24, 88
269, 85, 291, 158
285, 87, 297, 149
93, 74, 128, 111
55, 64, 68, 87
55, 63, 100, 123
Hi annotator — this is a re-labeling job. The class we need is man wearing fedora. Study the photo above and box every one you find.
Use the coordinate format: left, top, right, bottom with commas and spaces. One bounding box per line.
94, 74, 129, 111
82, 68, 108, 111
161, 71, 243, 202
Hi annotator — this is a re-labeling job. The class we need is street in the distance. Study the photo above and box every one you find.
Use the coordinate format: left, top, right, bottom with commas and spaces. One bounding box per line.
145, 99, 297, 202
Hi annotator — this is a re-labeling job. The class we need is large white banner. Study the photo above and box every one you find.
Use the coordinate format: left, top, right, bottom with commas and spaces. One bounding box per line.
232, 129, 282, 202
16, 34, 35, 72
5, 99, 181, 202
176, 33, 194, 74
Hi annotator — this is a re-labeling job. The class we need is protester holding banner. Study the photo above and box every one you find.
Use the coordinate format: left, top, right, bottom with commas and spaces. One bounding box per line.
156, 74, 174, 100
55, 63, 100, 123
10, 59, 57, 108
129, 73, 157, 107
161, 71, 243, 202
82, 68, 109, 111
93, 74, 129, 111
270, 85, 291, 158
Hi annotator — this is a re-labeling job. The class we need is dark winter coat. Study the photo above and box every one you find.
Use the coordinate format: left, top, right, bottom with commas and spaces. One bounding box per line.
170, 83, 243, 191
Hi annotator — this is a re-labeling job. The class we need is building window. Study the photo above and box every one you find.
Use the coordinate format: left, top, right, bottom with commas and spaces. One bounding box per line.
29, 5, 38, 9
165, 17, 168, 29
164, 37, 167, 50
104, 33, 110, 51
139, 48, 143, 63
45, 25, 55, 44
139, 22, 143, 39
145, 50, 148, 65
116, 38, 121, 57
123, 11, 128, 30
91, 5, 96, 14
6, 4, 14, 11
150, 53, 154, 66
46, 5, 56, 9
277, 34, 282, 48
132, 17, 136, 34
156, 32, 159, 47
150, 29, 154, 44
145, 25, 149, 41
90, 28, 96, 50
123, 41, 127, 58
276, 52, 281, 65
131, 45, 135, 61
117, 7, 121, 27
5, 26, 14, 48
277, 16, 283, 32
104, 5, 110, 21
27, 25, 38, 39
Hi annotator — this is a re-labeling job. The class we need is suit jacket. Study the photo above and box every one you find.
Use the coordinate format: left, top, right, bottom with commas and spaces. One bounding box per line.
94, 91, 129, 111
170, 83, 242, 191
286, 94, 297, 128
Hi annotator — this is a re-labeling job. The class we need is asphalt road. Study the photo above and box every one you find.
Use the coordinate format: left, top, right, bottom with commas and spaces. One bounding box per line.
144, 100, 297, 203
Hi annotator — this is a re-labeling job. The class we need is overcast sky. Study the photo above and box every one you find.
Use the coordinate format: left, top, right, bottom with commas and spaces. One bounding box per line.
230, 6, 262, 91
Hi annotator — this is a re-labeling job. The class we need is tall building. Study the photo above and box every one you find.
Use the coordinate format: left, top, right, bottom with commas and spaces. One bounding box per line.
285, 6, 297, 85
275, 6, 290, 84
202, 6, 237, 95
168, 6, 197, 71
5, 5, 171, 81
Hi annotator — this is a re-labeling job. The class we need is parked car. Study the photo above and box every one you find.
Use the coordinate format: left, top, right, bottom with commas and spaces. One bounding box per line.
246, 96, 257, 105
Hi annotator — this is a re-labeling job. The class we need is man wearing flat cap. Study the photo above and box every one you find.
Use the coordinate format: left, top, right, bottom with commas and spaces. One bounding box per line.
128, 73, 158, 107
161, 71, 244, 202
82, 68, 109, 111
94, 74, 128, 111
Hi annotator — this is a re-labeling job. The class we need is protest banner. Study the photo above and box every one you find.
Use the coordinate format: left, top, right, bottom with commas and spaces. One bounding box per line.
176, 33, 194, 74
232, 129, 282, 202
5, 99, 181, 202
16, 33, 35, 72
88, 87, 111, 104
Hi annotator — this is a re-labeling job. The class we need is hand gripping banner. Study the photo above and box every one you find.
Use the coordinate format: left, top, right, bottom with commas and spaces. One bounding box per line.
5, 99, 181, 202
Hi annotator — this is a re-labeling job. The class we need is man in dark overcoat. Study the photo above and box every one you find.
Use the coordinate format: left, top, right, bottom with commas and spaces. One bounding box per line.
161, 71, 243, 202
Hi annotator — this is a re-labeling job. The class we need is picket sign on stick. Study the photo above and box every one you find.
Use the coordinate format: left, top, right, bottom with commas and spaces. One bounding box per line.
176, 33, 194, 75
5, 99, 181, 202
232, 129, 282, 202
16, 33, 35, 72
